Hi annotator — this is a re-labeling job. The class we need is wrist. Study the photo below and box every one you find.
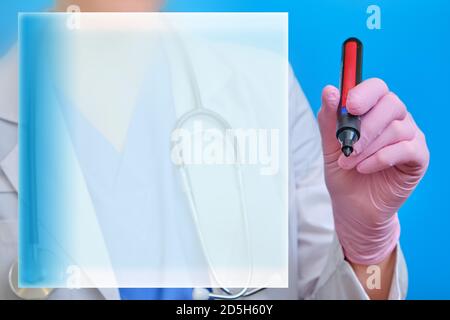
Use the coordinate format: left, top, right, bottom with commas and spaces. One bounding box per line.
349, 247, 397, 299
334, 208, 400, 265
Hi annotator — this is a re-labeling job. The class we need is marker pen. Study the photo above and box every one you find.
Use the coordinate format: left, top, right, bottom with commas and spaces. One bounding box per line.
336, 37, 363, 157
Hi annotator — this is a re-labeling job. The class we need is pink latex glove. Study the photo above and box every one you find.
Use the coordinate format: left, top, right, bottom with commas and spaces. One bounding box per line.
317, 78, 429, 265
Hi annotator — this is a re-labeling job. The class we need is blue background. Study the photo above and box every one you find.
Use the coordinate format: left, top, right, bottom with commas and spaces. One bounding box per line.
1, 0, 449, 299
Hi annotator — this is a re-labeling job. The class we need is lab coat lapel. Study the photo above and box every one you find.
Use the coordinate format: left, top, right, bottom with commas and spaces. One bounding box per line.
0, 145, 18, 191
0, 45, 19, 193
97, 288, 121, 300
0, 45, 18, 124
164, 32, 233, 119
0, 119, 17, 192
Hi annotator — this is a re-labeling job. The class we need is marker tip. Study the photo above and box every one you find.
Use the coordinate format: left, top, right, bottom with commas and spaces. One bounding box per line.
342, 146, 353, 157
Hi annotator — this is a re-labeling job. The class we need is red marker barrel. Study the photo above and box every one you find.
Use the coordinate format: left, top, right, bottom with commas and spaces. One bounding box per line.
336, 38, 363, 157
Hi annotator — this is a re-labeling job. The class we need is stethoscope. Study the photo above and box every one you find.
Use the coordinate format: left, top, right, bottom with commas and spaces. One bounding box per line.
8, 27, 265, 300
9, 261, 54, 299
170, 31, 266, 299
173, 108, 265, 300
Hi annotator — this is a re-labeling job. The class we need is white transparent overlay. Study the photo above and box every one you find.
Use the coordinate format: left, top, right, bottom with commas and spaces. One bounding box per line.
20, 12, 288, 288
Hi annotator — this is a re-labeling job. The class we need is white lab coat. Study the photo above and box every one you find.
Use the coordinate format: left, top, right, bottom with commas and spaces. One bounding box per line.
0, 40, 407, 299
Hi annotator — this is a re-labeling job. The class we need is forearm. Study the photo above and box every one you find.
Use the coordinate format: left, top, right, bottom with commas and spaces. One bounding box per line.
349, 247, 396, 300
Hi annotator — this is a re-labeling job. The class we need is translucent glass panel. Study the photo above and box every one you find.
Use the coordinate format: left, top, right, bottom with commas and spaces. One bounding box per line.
19, 12, 288, 288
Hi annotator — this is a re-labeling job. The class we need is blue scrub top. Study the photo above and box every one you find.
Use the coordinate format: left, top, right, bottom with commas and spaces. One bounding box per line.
55, 41, 200, 299
119, 288, 193, 300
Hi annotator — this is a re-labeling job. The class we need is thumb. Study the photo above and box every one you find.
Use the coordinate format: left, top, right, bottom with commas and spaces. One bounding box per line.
317, 85, 341, 157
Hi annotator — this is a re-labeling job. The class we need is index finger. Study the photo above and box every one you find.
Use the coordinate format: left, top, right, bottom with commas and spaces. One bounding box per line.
346, 78, 389, 115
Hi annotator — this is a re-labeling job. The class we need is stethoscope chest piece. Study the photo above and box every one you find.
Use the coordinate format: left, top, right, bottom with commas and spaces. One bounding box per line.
9, 261, 54, 300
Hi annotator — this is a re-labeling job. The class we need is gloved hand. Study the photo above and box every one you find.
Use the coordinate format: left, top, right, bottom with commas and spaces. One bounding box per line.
317, 78, 429, 265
